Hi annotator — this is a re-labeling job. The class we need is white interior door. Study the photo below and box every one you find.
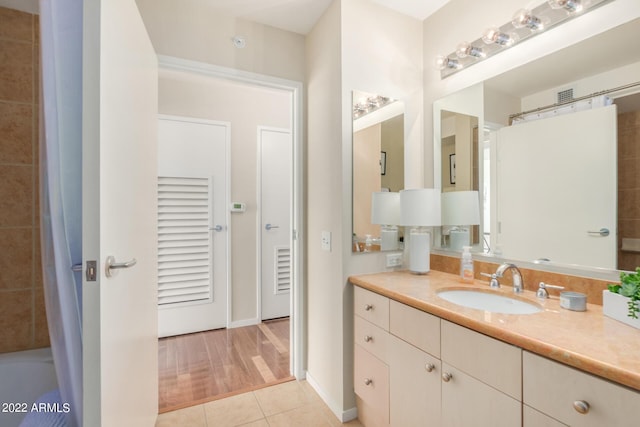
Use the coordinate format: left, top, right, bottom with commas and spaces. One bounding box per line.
259, 127, 292, 320
157, 116, 229, 337
82, 0, 158, 425
494, 105, 617, 268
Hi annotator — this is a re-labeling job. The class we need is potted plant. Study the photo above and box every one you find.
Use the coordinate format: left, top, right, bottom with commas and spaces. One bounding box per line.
604, 267, 640, 329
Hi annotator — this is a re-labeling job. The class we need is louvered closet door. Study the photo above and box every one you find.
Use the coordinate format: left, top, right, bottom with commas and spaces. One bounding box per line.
157, 116, 229, 337
260, 127, 292, 320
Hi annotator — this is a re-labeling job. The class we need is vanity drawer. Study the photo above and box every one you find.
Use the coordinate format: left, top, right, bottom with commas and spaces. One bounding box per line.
354, 286, 389, 330
354, 344, 389, 425
389, 300, 440, 358
354, 315, 389, 363
523, 351, 640, 426
441, 320, 522, 400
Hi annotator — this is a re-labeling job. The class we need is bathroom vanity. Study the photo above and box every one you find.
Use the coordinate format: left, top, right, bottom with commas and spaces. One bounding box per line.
350, 270, 640, 427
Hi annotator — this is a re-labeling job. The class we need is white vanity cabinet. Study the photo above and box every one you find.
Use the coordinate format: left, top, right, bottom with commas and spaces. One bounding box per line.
354, 287, 390, 427
523, 351, 640, 427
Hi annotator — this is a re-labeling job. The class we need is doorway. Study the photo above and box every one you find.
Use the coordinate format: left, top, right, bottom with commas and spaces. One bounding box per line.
156, 57, 304, 408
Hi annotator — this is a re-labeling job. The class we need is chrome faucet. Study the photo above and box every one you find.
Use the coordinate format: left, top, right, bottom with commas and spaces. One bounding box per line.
495, 263, 524, 293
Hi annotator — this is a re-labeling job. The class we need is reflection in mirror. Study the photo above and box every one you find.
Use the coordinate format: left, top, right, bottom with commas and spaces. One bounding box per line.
352, 90, 404, 253
439, 110, 484, 252
434, 18, 640, 273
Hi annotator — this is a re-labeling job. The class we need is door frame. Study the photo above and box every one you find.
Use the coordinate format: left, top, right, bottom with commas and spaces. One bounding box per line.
256, 126, 293, 322
158, 55, 305, 380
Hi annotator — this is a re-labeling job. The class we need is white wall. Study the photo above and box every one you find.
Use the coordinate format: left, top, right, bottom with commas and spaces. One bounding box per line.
136, 0, 306, 82
158, 69, 291, 323
423, 0, 640, 187
306, 0, 423, 419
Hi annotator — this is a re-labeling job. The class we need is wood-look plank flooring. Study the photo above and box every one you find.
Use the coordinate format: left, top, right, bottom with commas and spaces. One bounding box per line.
158, 318, 292, 413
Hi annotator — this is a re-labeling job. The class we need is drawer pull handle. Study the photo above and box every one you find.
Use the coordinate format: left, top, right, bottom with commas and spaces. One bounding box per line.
442, 372, 453, 382
425, 363, 435, 373
364, 378, 373, 386
573, 400, 590, 414
364, 335, 373, 343
364, 304, 373, 311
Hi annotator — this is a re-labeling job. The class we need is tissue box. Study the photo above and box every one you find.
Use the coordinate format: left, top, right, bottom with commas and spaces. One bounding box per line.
603, 290, 640, 330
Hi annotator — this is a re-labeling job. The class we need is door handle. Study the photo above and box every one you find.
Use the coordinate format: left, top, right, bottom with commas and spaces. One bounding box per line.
587, 228, 609, 237
105, 256, 137, 278
265, 223, 280, 231
211, 225, 224, 232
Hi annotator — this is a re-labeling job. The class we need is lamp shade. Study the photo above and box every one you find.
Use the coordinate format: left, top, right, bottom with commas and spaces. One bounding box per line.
400, 189, 441, 226
441, 191, 480, 226
371, 192, 401, 225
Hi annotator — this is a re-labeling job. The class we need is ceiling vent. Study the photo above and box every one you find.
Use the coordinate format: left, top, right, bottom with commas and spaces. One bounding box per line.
557, 88, 574, 104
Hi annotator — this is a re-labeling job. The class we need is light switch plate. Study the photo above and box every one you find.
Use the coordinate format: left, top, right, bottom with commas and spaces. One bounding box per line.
321, 231, 331, 252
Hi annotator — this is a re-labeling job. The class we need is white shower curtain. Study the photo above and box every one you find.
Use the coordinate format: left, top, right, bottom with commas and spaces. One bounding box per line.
38, 0, 83, 426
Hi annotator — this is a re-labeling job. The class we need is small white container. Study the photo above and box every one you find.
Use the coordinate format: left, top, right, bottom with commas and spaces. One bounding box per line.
559, 291, 587, 311
603, 290, 640, 330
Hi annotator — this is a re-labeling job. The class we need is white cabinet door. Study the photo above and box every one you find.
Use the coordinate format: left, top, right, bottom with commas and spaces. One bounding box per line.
389, 335, 441, 427
83, 0, 158, 425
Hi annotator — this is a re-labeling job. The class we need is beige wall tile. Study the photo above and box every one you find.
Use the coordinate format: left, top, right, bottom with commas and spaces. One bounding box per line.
0, 164, 32, 226
0, 39, 33, 103
0, 7, 33, 42
0, 101, 32, 164
0, 289, 32, 352
0, 227, 32, 290
34, 285, 49, 348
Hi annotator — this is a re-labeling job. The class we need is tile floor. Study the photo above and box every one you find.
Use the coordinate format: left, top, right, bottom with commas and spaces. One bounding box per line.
155, 380, 363, 427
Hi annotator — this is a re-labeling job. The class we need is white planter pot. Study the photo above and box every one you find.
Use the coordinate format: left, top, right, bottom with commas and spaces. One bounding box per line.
603, 290, 640, 330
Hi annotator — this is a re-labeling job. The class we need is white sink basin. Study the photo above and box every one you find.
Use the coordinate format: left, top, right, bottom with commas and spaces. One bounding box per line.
437, 289, 542, 315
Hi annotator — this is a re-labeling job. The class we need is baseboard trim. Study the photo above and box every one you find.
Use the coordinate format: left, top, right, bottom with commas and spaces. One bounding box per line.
305, 372, 358, 423
228, 318, 260, 328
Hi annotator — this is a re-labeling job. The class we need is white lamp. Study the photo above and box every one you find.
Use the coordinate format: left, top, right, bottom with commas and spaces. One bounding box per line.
400, 189, 441, 274
441, 191, 481, 252
371, 192, 401, 251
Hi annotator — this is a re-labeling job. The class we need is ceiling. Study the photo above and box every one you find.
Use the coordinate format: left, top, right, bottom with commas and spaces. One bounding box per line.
164, 0, 451, 35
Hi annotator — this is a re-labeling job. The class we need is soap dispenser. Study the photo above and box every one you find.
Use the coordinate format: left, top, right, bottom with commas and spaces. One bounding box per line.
460, 246, 474, 283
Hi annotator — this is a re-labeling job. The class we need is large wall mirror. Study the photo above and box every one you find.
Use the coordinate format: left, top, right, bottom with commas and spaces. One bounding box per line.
352, 90, 404, 252
433, 18, 640, 275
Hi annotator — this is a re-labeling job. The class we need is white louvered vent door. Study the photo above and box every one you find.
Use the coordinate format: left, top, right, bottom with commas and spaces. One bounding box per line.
158, 116, 229, 337
158, 176, 212, 306
274, 246, 291, 294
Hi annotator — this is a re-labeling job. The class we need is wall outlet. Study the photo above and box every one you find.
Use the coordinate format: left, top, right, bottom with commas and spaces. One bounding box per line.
321, 231, 331, 252
386, 253, 403, 268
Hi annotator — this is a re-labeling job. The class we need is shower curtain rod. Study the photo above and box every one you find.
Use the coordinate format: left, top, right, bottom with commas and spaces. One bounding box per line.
509, 80, 640, 120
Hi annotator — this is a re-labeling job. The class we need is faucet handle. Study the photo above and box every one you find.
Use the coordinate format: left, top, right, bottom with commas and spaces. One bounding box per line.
480, 272, 500, 289
536, 282, 564, 299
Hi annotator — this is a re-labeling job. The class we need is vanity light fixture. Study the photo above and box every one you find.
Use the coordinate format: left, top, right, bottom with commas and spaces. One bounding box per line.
512, 9, 545, 31
353, 95, 393, 119
438, 0, 613, 79
456, 42, 485, 59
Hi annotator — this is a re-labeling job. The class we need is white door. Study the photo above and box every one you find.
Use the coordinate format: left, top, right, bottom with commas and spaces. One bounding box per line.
157, 116, 229, 337
494, 105, 617, 268
259, 127, 292, 320
82, 0, 158, 426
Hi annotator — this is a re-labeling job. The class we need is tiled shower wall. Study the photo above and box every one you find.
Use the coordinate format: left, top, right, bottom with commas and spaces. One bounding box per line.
618, 110, 640, 271
0, 7, 49, 353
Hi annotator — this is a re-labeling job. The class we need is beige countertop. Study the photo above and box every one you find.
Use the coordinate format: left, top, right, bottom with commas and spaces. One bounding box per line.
349, 270, 640, 392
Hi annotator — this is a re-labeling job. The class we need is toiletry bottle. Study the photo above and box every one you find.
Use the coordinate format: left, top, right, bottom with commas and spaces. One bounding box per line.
460, 246, 474, 283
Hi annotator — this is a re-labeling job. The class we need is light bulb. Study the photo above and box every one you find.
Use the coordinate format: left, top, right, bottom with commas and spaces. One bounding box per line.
548, 0, 583, 13
435, 55, 460, 71
482, 27, 518, 47
456, 42, 485, 59
512, 9, 544, 30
